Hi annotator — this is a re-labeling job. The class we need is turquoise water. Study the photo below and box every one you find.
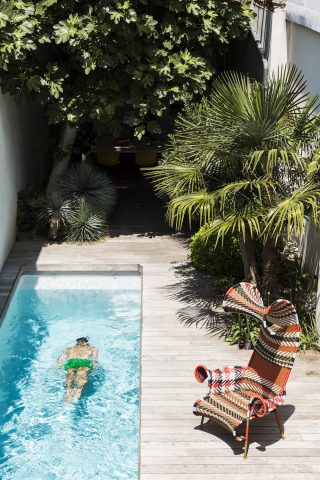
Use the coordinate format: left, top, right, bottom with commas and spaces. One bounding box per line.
0, 273, 141, 480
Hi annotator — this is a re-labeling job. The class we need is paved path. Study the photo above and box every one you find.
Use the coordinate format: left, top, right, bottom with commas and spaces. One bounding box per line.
0, 236, 320, 480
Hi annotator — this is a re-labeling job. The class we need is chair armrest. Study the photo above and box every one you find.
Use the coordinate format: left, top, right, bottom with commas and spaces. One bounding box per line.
265, 392, 286, 412
194, 364, 248, 394
247, 391, 286, 418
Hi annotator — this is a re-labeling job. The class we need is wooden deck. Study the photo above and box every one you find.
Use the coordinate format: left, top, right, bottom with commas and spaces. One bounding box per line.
0, 236, 320, 479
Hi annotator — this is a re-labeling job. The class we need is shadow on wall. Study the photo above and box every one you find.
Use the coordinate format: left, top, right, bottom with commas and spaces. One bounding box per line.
0, 94, 50, 270
297, 221, 320, 278
222, 32, 264, 82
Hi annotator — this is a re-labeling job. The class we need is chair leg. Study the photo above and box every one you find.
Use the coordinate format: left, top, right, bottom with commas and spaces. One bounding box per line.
274, 409, 285, 439
200, 416, 204, 429
243, 415, 250, 459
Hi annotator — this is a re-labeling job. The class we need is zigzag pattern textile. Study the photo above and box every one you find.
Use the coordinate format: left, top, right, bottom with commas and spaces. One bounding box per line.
193, 282, 300, 436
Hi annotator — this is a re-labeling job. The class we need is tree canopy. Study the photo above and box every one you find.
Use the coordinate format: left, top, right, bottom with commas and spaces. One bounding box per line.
0, 0, 252, 137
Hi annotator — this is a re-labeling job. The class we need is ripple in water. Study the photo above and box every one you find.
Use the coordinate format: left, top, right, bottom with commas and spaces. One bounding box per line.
0, 275, 141, 480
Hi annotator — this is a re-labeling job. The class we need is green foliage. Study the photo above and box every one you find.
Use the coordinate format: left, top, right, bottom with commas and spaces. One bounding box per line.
299, 318, 320, 352
189, 225, 243, 278
17, 186, 46, 232
39, 162, 115, 243
276, 241, 320, 352
145, 66, 320, 244
0, 0, 253, 136
64, 198, 108, 244
38, 191, 74, 236
225, 314, 260, 347
54, 162, 116, 210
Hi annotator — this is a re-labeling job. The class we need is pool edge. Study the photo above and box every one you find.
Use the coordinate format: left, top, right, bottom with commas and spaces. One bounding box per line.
0, 262, 144, 480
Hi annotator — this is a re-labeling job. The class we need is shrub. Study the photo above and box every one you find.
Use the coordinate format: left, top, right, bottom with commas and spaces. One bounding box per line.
300, 317, 320, 352
38, 192, 74, 240
39, 162, 116, 243
17, 186, 46, 232
225, 314, 260, 347
189, 225, 243, 278
54, 162, 116, 210
65, 198, 108, 244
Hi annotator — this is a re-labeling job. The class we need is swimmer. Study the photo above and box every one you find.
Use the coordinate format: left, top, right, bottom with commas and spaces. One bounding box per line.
57, 337, 98, 402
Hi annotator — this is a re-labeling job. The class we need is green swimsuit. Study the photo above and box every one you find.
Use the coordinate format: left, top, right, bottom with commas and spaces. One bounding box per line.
64, 358, 93, 371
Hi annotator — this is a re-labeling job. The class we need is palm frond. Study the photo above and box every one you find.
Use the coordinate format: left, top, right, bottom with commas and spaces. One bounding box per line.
143, 160, 205, 199
245, 148, 306, 175
167, 190, 217, 230
307, 150, 320, 178
200, 209, 264, 246
213, 177, 276, 214
265, 183, 320, 241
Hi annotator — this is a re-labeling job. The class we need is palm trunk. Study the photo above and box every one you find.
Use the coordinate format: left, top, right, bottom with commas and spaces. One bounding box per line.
262, 238, 279, 301
46, 123, 77, 192
239, 230, 259, 285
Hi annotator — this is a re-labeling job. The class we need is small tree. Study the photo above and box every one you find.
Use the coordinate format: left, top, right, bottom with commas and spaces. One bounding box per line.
144, 66, 320, 298
0, 0, 252, 138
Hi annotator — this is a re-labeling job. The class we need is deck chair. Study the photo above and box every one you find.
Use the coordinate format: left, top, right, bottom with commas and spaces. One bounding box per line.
193, 282, 300, 458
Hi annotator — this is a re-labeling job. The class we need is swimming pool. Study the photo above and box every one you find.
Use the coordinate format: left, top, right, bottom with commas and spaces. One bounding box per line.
0, 271, 141, 480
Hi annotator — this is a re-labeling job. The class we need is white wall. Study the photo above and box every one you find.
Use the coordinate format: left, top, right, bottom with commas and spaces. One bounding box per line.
285, 19, 320, 276
0, 94, 49, 270
287, 21, 320, 97
263, 5, 320, 329
287, 0, 320, 34
268, 9, 288, 75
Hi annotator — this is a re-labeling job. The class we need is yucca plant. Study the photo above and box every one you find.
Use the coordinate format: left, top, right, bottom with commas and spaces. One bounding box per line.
65, 198, 108, 244
144, 66, 320, 297
54, 162, 116, 211
38, 192, 74, 239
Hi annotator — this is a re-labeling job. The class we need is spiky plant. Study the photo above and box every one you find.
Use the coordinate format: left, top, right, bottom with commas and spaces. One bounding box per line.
54, 162, 116, 211
65, 198, 108, 244
38, 192, 74, 239
144, 66, 320, 296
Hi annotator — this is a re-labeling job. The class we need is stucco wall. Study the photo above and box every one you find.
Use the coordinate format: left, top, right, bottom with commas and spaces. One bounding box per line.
287, 0, 320, 34
268, 9, 288, 75
287, 21, 320, 97
285, 19, 320, 278
0, 94, 49, 270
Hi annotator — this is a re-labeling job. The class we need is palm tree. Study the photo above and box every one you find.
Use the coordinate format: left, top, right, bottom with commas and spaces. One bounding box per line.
144, 66, 320, 297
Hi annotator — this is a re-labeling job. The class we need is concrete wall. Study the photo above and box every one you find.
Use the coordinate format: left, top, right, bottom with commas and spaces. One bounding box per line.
287, 0, 320, 34
0, 94, 49, 270
284, 18, 320, 280
287, 21, 320, 97
268, 9, 288, 75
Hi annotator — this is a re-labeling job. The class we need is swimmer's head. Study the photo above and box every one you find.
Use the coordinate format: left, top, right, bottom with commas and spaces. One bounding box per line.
76, 337, 89, 345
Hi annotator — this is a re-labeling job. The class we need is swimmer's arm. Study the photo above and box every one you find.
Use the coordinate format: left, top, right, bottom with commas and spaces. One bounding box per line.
92, 347, 98, 367
56, 349, 70, 368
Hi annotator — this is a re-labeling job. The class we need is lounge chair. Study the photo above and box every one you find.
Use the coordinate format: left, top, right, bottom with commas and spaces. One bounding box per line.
193, 282, 300, 458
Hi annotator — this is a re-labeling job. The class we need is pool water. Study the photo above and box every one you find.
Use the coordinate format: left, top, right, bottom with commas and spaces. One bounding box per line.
0, 273, 141, 480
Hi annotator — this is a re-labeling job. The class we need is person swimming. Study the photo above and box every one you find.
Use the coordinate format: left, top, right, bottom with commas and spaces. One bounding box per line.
57, 337, 98, 402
